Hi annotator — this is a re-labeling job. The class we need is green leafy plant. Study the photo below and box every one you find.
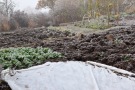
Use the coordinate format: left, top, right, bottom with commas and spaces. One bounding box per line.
86, 22, 109, 29
0, 47, 62, 69
122, 55, 131, 61
75, 19, 110, 30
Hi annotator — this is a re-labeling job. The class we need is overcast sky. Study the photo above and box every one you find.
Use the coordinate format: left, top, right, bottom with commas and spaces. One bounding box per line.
13, 0, 38, 10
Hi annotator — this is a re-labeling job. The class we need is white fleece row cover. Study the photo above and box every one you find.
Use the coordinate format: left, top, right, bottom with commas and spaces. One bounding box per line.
1, 61, 135, 90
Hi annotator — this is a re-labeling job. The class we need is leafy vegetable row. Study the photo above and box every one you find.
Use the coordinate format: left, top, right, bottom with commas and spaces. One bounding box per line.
0, 47, 62, 69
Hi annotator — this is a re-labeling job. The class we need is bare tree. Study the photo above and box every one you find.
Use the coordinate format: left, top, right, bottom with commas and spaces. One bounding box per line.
36, 0, 56, 10
0, 0, 15, 19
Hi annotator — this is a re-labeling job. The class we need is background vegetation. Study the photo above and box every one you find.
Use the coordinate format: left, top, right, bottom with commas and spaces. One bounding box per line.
0, 0, 135, 31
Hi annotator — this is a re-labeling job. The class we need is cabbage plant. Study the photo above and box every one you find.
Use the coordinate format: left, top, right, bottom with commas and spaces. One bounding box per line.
0, 47, 62, 69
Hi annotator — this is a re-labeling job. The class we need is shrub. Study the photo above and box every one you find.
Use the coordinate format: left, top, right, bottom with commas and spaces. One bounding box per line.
126, 6, 135, 14
0, 20, 10, 31
12, 10, 29, 27
9, 18, 19, 30
34, 13, 50, 27
28, 19, 37, 28
0, 18, 19, 31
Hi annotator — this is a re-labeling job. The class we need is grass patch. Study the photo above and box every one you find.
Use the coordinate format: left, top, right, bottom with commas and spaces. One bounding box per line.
85, 23, 110, 29
74, 19, 111, 30
0, 47, 62, 69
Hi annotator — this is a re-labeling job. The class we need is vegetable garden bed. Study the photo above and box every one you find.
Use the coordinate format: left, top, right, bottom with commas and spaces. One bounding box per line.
0, 25, 135, 90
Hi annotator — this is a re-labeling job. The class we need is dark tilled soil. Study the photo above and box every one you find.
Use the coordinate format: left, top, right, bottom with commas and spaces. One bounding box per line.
0, 27, 135, 72
0, 26, 135, 90
42, 27, 135, 73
